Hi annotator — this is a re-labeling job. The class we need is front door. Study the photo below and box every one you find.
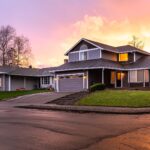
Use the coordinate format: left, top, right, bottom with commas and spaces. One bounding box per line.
116, 72, 122, 88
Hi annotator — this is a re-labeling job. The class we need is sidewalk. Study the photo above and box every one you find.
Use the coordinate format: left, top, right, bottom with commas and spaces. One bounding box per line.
16, 103, 150, 114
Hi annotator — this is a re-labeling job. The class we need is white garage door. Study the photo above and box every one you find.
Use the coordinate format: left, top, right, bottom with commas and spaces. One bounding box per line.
58, 75, 84, 92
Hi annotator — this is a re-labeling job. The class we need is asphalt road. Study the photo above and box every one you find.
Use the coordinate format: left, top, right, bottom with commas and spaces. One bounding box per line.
0, 93, 150, 150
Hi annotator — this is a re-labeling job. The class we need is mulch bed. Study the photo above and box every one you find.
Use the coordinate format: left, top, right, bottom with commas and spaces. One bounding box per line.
47, 91, 89, 105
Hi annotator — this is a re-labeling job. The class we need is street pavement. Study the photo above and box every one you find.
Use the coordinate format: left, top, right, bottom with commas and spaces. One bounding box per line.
0, 92, 150, 149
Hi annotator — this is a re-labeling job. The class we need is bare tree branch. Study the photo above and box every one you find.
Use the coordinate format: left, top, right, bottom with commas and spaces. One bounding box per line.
0, 25, 16, 65
128, 35, 144, 49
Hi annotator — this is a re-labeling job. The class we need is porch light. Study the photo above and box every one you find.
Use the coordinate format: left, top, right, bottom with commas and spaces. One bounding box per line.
83, 76, 87, 79
54, 77, 58, 81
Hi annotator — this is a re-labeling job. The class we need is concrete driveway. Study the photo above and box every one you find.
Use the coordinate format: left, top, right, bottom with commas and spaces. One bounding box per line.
5, 92, 71, 105
0, 92, 149, 149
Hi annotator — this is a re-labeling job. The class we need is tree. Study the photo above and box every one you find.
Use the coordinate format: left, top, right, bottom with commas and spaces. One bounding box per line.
0, 25, 33, 67
128, 35, 144, 49
0, 25, 16, 65
12, 36, 32, 67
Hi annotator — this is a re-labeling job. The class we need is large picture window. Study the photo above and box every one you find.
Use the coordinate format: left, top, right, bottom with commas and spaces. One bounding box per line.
129, 70, 148, 83
119, 53, 128, 62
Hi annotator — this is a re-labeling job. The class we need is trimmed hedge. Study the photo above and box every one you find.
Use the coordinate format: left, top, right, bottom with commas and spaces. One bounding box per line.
90, 83, 106, 92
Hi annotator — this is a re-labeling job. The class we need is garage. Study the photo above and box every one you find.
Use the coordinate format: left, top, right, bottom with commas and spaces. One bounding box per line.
57, 74, 85, 92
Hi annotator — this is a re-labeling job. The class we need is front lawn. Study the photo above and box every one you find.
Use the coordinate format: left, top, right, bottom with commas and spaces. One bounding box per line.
76, 90, 150, 107
0, 89, 50, 100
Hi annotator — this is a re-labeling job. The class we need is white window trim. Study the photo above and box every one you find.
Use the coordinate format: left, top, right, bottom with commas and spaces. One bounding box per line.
0, 77, 2, 88
8, 76, 11, 91
100, 49, 102, 58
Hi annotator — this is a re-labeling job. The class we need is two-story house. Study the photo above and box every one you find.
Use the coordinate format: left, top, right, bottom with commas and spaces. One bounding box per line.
0, 38, 150, 92
52, 38, 150, 92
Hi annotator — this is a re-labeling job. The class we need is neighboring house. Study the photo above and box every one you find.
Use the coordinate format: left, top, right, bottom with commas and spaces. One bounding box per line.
1, 38, 150, 92
0, 66, 55, 91
51, 38, 150, 92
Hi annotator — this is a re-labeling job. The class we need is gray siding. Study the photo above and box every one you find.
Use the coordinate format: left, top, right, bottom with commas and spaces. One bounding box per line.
102, 51, 117, 61
69, 53, 79, 62
11, 76, 39, 91
135, 52, 143, 61
26, 78, 39, 90
128, 53, 134, 63
11, 76, 24, 91
88, 49, 100, 60
70, 41, 96, 53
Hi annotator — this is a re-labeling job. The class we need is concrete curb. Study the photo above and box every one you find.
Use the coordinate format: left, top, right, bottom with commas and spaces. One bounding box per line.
16, 104, 150, 114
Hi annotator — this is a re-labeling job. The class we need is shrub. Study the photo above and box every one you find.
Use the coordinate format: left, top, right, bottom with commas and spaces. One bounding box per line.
90, 83, 106, 92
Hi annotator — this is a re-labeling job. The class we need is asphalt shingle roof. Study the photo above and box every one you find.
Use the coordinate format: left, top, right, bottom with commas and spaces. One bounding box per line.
125, 56, 150, 69
0, 66, 55, 76
85, 39, 150, 55
51, 58, 123, 72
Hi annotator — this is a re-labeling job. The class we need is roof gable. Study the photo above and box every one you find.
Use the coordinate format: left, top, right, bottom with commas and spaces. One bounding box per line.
65, 38, 100, 55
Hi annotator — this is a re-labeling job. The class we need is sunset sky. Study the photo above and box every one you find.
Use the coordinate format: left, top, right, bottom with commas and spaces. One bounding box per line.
1, 0, 150, 67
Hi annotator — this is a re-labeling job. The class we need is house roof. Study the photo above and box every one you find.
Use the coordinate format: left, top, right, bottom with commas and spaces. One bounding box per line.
125, 56, 150, 70
116, 45, 150, 55
65, 38, 150, 55
50, 58, 123, 72
51, 55, 150, 72
0, 66, 55, 77
86, 39, 150, 55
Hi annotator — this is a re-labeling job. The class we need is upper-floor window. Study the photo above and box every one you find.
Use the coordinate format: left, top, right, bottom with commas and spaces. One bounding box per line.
119, 53, 128, 62
80, 51, 88, 61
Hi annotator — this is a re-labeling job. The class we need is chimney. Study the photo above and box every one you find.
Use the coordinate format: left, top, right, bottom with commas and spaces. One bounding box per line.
64, 59, 68, 64
29, 65, 32, 68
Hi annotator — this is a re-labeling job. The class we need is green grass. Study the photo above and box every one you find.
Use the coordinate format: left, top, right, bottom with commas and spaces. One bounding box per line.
77, 90, 150, 107
0, 89, 50, 100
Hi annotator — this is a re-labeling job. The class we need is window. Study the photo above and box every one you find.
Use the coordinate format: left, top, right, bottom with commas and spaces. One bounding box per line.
119, 53, 128, 62
137, 70, 144, 82
42, 77, 50, 85
130, 70, 145, 83
145, 70, 149, 82
111, 71, 115, 84
130, 71, 137, 82
80, 51, 88, 60
0, 78, 2, 87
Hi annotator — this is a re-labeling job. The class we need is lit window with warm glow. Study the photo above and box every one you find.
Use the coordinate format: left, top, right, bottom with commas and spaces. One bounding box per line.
119, 53, 128, 62
111, 71, 115, 84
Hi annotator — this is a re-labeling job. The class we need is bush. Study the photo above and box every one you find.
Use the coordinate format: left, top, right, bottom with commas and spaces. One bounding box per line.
90, 83, 106, 92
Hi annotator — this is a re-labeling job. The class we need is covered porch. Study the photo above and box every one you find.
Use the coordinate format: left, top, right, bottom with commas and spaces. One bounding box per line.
88, 69, 128, 88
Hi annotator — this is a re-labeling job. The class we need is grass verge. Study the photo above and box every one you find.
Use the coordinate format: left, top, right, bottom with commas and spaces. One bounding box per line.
0, 89, 50, 100
76, 90, 150, 107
